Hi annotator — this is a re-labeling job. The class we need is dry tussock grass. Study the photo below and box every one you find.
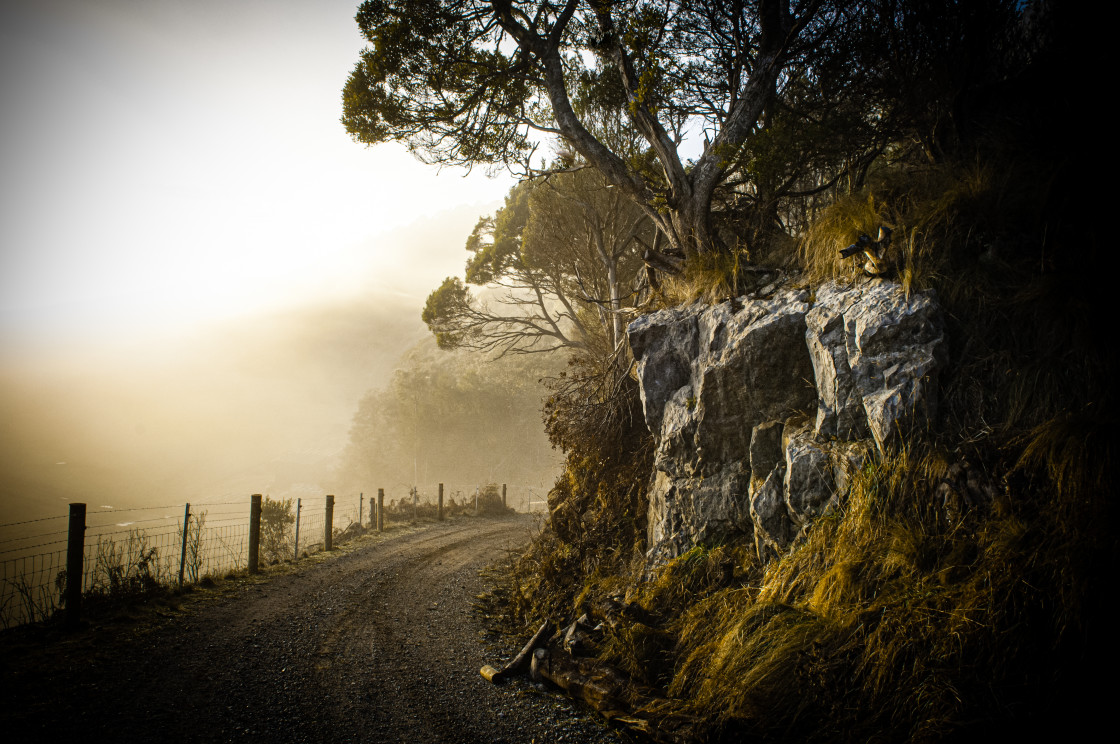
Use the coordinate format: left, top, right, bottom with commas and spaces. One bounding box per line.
485, 144, 1113, 743
590, 433, 1114, 742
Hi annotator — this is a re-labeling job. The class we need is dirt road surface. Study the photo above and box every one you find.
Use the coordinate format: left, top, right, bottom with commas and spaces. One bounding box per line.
0, 516, 628, 743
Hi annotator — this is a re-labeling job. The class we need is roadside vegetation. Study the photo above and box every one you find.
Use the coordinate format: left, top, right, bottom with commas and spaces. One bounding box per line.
4, 491, 518, 634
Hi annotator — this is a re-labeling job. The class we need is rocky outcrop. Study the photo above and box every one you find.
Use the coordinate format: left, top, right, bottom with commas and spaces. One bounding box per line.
807, 282, 944, 449
628, 279, 943, 563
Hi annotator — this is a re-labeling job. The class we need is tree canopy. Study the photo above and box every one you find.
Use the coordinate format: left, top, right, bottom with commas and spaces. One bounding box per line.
343, 0, 842, 262
344, 1, 1052, 270
423, 169, 650, 357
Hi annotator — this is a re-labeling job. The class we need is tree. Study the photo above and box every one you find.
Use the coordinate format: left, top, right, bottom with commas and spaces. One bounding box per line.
423, 169, 650, 356
342, 0, 837, 263
336, 339, 561, 491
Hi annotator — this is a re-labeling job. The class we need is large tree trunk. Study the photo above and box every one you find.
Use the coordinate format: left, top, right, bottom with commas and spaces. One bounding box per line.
503, 0, 800, 264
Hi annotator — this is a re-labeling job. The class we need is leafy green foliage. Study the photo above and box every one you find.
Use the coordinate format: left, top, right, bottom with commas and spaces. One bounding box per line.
421, 277, 472, 351
342, 0, 534, 168
464, 182, 531, 285
342, 1, 845, 259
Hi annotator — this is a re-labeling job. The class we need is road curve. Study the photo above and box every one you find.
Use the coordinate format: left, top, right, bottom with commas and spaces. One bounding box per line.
0, 516, 626, 744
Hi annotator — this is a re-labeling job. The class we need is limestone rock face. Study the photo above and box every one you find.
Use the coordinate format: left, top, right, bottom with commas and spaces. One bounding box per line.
628, 307, 698, 435
627, 279, 943, 565
806, 281, 944, 449
783, 424, 836, 529
749, 463, 791, 562
749, 421, 785, 486
632, 289, 816, 561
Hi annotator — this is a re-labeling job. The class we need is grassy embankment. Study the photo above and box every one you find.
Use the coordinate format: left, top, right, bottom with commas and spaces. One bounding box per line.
485, 153, 1114, 742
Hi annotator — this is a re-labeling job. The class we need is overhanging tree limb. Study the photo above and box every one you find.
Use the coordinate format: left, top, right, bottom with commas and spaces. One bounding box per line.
343, 1, 834, 262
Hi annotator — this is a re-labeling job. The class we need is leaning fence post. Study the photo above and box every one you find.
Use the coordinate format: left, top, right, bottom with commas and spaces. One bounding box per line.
377, 488, 384, 532
65, 502, 86, 629
438, 483, 444, 521
249, 494, 262, 573
294, 498, 302, 560
325, 494, 335, 551
178, 502, 191, 585
502, 483, 507, 509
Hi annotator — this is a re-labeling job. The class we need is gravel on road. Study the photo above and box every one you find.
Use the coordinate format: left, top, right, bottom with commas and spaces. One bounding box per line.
0, 515, 631, 744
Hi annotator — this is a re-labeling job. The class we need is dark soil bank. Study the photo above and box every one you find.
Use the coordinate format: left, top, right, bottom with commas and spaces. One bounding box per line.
0, 517, 626, 744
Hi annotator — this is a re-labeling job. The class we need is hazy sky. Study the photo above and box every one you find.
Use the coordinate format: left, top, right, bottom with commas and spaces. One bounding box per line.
0, 0, 516, 355
0, 1, 534, 520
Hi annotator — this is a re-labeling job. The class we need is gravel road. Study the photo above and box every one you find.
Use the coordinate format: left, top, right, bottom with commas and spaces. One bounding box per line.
0, 515, 629, 744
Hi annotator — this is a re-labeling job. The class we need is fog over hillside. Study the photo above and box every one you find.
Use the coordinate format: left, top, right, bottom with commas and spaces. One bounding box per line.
0, 294, 426, 523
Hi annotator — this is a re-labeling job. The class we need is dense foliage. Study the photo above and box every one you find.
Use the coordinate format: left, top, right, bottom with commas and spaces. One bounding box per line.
260, 497, 296, 564
343, 0, 859, 260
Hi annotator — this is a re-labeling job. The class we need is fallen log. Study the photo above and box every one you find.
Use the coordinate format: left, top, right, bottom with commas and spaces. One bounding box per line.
531, 644, 697, 744
479, 620, 551, 683
482, 615, 697, 743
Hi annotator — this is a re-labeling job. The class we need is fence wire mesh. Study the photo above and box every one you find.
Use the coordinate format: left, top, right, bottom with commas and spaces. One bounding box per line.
0, 482, 548, 629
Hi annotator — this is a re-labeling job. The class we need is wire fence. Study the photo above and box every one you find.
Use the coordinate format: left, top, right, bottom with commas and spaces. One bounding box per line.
0, 500, 252, 630
0, 481, 549, 631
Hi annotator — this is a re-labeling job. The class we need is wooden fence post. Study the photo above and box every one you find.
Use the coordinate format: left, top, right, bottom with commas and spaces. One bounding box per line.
359, 492, 363, 528
438, 483, 444, 521
178, 502, 190, 585
65, 502, 86, 629
502, 483, 507, 509
294, 498, 302, 560
249, 494, 262, 573
377, 488, 384, 532
474, 487, 479, 516
325, 494, 335, 551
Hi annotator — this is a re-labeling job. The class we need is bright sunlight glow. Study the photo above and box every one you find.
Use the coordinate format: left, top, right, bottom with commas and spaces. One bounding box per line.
0, 0, 515, 354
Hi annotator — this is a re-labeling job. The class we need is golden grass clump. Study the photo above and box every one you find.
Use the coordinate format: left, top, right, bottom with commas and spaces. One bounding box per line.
799, 192, 891, 286
799, 161, 1041, 294
596, 433, 1114, 742
656, 248, 753, 306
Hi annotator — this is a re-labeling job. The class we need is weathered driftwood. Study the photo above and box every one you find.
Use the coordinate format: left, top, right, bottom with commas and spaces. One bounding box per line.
531, 645, 647, 713
483, 611, 696, 743
531, 644, 696, 744
840, 226, 893, 276
479, 620, 551, 683
562, 613, 596, 655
